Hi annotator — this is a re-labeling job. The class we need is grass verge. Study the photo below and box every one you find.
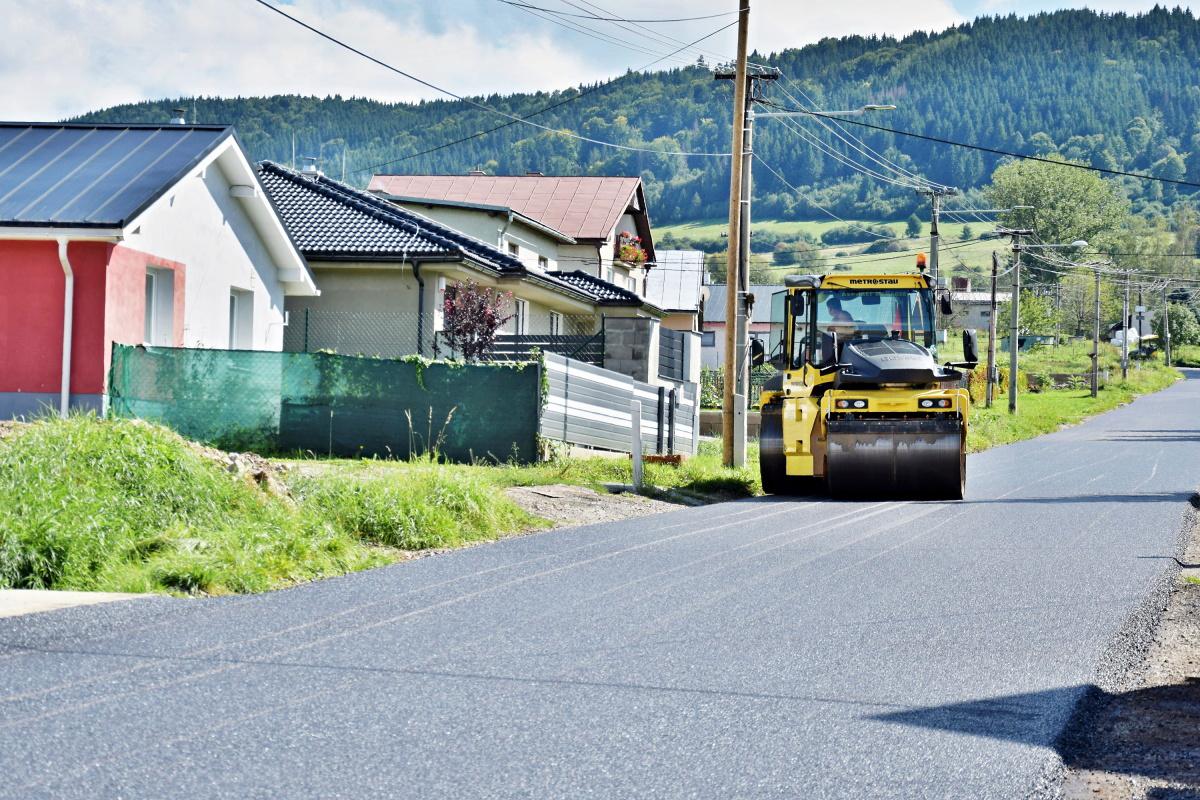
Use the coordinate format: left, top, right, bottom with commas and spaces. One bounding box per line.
0, 416, 543, 595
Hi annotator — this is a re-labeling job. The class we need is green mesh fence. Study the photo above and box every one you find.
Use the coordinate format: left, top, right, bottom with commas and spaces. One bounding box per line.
108, 345, 541, 462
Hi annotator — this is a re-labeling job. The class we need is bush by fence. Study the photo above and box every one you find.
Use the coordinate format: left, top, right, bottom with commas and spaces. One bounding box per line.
108, 345, 541, 462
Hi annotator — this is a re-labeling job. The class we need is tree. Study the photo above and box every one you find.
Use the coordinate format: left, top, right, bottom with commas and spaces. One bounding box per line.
439, 281, 514, 361
986, 157, 1131, 253
1156, 302, 1200, 346
905, 214, 923, 238
996, 289, 1061, 336
1056, 271, 1122, 337
960, 224, 974, 241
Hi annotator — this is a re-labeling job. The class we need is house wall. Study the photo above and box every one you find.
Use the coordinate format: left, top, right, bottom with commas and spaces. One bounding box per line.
0, 240, 110, 415
104, 245, 186, 376
393, 205, 564, 272
700, 321, 772, 369
124, 159, 288, 350
284, 265, 423, 357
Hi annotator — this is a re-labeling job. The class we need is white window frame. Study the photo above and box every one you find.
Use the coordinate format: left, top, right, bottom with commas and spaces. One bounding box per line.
549, 310, 563, 336
513, 298, 529, 335
228, 288, 254, 350
144, 267, 174, 346
507, 241, 520, 257
537, 255, 549, 270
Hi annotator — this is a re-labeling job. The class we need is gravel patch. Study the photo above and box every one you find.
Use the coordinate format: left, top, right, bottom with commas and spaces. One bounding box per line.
504, 483, 685, 529
1050, 496, 1200, 799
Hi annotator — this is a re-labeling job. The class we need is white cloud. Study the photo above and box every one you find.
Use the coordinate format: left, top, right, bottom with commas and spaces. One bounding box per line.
0, 0, 984, 121
750, 0, 966, 54
1, 0, 599, 119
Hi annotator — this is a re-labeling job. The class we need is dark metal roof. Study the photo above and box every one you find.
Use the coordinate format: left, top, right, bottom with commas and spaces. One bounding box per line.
0, 123, 231, 228
258, 161, 525, 272
546, 270, 644, 306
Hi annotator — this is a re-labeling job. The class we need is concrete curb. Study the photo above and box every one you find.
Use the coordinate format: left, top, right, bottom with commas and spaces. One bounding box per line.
0, 589, 146, 619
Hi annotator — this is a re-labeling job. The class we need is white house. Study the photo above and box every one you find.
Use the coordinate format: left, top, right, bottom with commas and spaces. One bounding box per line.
0, 121, 316, 417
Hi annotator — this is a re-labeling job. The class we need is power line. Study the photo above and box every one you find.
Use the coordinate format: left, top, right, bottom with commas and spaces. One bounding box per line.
360, 18, 737, 174
250, 0, 731, 159
759, 99, 1200, 189
496, 1, 737, 23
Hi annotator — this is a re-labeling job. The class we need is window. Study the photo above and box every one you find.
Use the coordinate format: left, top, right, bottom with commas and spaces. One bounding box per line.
228, 288, 253, 349
143, 267, 174, 346
537, 255, 549, 270
507, 241, 520, 257
549, 311, 563, 336
701, 331, 716, 347
513, 298, 529, 335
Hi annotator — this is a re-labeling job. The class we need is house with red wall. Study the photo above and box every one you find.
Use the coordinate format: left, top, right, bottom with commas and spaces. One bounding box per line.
0, 122, 317, 418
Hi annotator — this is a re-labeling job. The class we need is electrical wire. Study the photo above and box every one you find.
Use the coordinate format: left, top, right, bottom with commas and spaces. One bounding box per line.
355, 15, 739, 174
250, 0, 732, 159
495, 2, 738, 23
759, 100, 1200, 190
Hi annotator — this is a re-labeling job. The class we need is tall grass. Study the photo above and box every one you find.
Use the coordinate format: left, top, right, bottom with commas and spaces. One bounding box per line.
0, 416, 542, 594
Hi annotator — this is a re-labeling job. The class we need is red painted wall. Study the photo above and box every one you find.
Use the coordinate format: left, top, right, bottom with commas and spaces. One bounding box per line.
105, 246, 186, 380
0, 240, 111, 395
0, 240, 186, 398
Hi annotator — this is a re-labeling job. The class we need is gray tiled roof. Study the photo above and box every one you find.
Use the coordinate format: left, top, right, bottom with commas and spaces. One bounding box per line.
546, 270, 643, 306
258, 161, 523, 271
0, 123, 230, 228
645, 249, 704, 312
704, 284, 786, 324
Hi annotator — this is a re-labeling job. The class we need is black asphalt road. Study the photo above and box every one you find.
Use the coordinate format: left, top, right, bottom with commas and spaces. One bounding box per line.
2, 374, 1198, 799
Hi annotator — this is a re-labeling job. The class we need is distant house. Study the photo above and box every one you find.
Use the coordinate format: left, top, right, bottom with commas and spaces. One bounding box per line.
645, 249, 706, 332
258, 162, 675, 380
949, 278, 1010, 330
0, 122, 316, 418
367, 172, 656, 298
701, 284, 785, 369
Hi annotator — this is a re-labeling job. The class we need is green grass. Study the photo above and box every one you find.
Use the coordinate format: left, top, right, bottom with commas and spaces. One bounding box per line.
655, 217, 1000, 276
1170, 344, 1200, 368
966, 363, 1178, 452
290, 438, 761, 502
0, 416, 543, 595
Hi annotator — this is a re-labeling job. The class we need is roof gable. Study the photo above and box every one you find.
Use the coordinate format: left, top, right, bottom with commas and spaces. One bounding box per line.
0, 123, 231, 228
367, 174, 644, 242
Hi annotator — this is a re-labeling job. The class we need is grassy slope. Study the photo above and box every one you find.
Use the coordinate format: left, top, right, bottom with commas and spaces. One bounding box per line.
655, 218, 1000, 275
0, 417, 546, 595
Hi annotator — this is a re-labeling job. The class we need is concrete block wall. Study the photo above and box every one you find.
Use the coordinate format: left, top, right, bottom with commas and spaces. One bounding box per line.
602, 316, 659, 383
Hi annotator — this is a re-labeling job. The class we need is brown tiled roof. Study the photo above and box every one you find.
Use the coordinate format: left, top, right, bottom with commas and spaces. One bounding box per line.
368, 174, 643, 241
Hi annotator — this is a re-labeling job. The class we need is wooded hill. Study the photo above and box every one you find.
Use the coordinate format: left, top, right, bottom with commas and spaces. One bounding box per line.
74, 6, 1200, 225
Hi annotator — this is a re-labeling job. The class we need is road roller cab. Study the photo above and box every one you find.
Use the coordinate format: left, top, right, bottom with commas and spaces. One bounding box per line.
755, 271, 979, 499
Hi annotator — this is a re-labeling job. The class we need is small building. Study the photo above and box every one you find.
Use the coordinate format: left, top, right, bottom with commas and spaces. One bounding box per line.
0, 122, 316, 418
367, 172, 657, 298
257, 162, 690, 386
645, 249, 706, 332
950, 282, 1011, 331
701, 283, 785, 369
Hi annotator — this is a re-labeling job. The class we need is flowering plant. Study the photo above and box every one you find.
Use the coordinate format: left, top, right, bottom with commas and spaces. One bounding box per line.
617, 230, 647, 264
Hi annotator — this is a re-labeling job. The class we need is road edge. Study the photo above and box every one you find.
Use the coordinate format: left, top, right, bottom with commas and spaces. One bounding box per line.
1025, 491, 1198, 799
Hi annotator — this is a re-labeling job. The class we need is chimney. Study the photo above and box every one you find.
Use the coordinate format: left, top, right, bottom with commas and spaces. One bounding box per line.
467, 169, 486, 176
300, 156, 323, 176
169, 108, 187, 125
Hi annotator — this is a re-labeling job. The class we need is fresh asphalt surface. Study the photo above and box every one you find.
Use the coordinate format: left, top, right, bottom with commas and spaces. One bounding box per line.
2, 376, 1199, 799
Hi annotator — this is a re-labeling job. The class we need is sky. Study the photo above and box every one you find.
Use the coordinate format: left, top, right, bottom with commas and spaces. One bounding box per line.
1, 0, 1186, 120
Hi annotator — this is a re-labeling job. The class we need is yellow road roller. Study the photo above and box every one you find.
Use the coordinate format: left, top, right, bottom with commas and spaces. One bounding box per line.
752, 270, 979, 500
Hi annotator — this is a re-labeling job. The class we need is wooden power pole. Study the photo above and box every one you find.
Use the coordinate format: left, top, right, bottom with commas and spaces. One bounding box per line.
721, 0, 750, 469
986, 251, 999, 408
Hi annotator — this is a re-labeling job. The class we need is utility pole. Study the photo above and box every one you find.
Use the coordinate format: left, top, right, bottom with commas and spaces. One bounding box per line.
1091, 266, 1101, 398
986, 251, 1000, 408
719, 0, 749, 469
1121, 270, 1130, 380
919, 188, 959, 294
1005, 229, 1033, 414
1163, 284, 1172, 366
715, 3, 778, 468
